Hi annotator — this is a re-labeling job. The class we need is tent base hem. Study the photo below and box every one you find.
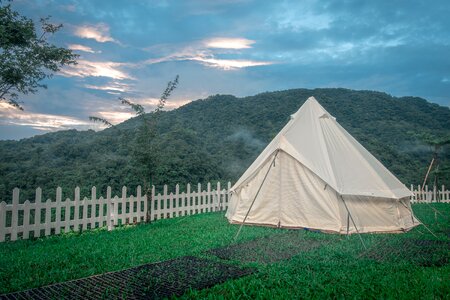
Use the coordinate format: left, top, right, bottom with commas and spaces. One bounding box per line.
229, 219, 419, 235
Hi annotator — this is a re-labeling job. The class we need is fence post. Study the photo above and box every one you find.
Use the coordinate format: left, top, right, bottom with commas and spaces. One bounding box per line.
196, 183, 200, 212
433, 185, 437, 203
136, 185, 142, 223
91, 186, 97, 229
64, 193, 71, 233
82, 194, 89, 231
55, 187, 62, 235
175, 184, 180, 217
121, 186, 127, 225
35, 187, 42, 237
227, 182, 231, 209
186, 183, 191, 216
44, 198, 51, 236
0, 201, 5, 242
113, 195, 119, 226
442, 185, 446, 202
127, 194, 134, 224
74, 187, 80, 232
107, 186, 112, 231
11, 188, 19, 241
23, 200, 31, 240
143, 189, 148, 222
162, 185, 167, 219
145, 185, 150, 222
150, 185, 155, 221
216, 182, 221, 211
206, 182, 211, 212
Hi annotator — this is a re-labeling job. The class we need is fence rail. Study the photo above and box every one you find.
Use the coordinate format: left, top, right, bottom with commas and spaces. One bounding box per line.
0, 182, 447, 242
0, 182, 230, 242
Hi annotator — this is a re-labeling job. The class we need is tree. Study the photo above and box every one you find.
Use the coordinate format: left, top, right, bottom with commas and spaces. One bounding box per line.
413, 132, 450, 189
90, 75, 179, 189
0, 2, 78, 110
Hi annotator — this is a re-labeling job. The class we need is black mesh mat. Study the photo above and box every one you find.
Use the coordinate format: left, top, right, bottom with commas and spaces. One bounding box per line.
208, 232, 329, 263
0, 256, 255, 299
361, 239, 449, 267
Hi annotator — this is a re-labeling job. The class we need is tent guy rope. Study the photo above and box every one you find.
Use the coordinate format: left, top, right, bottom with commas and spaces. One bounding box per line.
233, 150, 280, 242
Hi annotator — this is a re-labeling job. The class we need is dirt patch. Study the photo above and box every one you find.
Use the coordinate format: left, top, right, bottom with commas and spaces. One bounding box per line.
362, 239, 449, 267
208, 232, 329, 264
0, 256, 254, 300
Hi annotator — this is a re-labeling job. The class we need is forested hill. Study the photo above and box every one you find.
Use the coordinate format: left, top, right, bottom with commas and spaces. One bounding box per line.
1, 88, 449, 201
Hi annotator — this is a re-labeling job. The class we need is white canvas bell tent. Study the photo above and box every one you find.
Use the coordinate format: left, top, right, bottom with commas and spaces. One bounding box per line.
226, 96, 419, 234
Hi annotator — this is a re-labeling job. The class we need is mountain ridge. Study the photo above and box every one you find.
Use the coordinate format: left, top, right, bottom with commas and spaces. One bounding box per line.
1, 88, 449, 202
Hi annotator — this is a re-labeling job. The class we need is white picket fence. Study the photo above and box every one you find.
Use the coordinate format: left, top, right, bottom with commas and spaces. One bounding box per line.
410, 184, 450, 203
0, 182, 231, 242
0, 182, 448, 242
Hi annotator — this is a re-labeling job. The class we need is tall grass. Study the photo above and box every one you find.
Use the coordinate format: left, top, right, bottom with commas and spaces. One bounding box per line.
0, 204, 448, 298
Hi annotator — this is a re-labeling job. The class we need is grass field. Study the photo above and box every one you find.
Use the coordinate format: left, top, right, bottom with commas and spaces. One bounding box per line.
0, 204, 449, 298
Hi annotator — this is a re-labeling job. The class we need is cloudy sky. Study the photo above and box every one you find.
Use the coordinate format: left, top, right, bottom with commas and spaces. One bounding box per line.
1, 0, 449, 140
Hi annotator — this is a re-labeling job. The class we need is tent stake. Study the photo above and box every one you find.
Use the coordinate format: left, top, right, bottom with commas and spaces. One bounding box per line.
346, 212, 350, 236
340, 195, 367, 250
233, 150, 279, 242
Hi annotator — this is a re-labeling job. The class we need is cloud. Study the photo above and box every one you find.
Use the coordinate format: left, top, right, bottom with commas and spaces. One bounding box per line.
95, 110, 136, 125
73, 23, 117, 43
3, 0, 450, 141
68, 44, 100, 53
193, 57, 272, 70
86, 96, 191, 127
204, 37, 255, 49
60, 60, 134, 80
146, 53, 273, 70
0, 103, 92, 132
144, 37, 273, 70
84, 81, 133, 93
133, 97, 191, 110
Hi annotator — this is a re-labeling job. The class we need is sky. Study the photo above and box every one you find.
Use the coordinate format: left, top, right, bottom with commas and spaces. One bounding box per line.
1, 0, 449, 140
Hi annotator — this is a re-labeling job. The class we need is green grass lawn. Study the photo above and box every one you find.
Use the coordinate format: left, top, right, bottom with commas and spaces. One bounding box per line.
0, 204, 449, 298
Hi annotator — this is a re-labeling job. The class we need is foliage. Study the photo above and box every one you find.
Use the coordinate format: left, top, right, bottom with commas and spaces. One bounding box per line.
119, 97, 145, 116
131, 75, 179, 189
0, 204, 448, 298
0, 88, 449, 201
0, 2, 77, 109
89, 76, 179, 190
88, 116, 113, 128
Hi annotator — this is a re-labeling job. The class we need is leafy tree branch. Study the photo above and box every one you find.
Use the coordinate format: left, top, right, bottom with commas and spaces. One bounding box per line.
0, 2, 78, 110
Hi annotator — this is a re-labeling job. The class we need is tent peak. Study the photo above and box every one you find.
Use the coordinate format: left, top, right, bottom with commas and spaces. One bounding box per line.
291, 96, 332, 121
